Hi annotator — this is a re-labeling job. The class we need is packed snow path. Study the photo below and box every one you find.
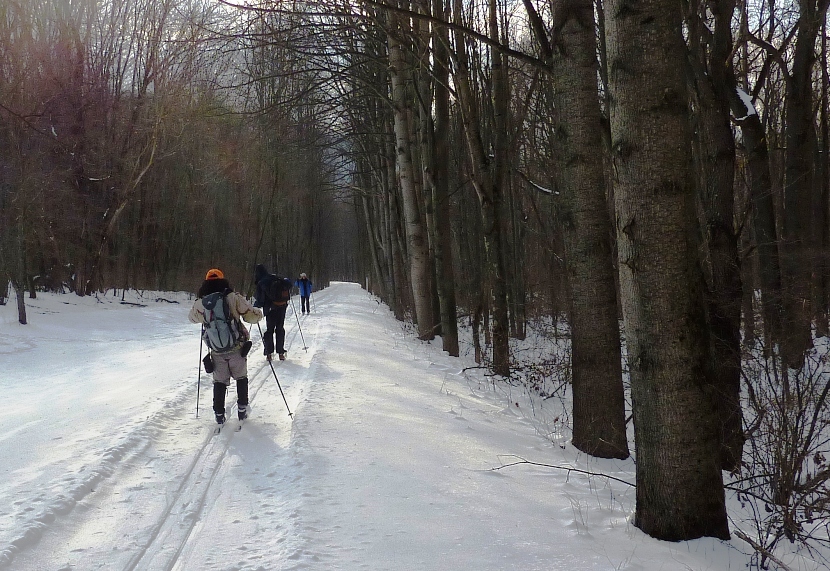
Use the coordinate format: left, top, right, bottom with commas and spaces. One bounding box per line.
1, 283, 768, 570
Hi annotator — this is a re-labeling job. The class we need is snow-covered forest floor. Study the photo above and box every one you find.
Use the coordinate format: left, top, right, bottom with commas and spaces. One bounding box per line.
0, 282, 824, 570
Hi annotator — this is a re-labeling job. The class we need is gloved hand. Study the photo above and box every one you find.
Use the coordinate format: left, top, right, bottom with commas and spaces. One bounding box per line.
240, 340, 253, 358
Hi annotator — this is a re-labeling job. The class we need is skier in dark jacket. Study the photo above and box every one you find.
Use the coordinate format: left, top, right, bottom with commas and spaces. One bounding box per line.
253, 264, 291, 361
295, 273, 313, 314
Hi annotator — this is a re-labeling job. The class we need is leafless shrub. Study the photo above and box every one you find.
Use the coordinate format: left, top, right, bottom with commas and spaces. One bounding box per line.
733, 343, 830, 569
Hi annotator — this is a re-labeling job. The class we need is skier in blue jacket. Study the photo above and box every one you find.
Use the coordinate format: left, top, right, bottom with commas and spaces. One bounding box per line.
295, 273, 313, 314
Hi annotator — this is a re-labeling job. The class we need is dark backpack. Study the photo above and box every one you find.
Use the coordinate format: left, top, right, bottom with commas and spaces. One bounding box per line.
267, 276, 292, 305
201, 291, 241, 352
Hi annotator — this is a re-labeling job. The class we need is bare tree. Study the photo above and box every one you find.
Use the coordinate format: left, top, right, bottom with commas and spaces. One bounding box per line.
450, 0, 511, 375
605, 0, 730, 540
686, 0, 745, 471
520, 0, 628, 459
387, 4, 436, 339
778, 0, 830, 367
425, 0, 459, 355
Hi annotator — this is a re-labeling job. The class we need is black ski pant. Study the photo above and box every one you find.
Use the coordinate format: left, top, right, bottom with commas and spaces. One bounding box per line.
300, 295, 310, 313
263, 304, 287, 355
213, 377, 248, 416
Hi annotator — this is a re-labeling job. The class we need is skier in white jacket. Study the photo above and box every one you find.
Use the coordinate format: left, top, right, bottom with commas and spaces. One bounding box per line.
189, 268, 262, 425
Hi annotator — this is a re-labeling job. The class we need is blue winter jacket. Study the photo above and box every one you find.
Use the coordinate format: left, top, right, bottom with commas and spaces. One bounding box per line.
295, 278, 313, 297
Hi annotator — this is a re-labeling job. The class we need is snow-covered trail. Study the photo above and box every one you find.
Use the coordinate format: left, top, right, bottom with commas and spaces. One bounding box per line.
1, 287, 317, 571
1, 283, 764, 570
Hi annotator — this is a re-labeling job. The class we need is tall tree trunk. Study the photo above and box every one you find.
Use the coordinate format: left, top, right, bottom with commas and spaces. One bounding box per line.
779, 1, 828, 367
525, 0, 628, 459
380, 188, 399, 314
413, 19, 443, 337
817, 19, 830, 337
733, 112, 783, 351
724, 1, 783, 353
451, 0, 510, 375
688, 0, 744, 472
606, 0, 729, 540
388, 14, 435, 339
431, 0, 459, 356
483, 0, 511, 376
506, 181, 527, 340
386, 145, 411, 320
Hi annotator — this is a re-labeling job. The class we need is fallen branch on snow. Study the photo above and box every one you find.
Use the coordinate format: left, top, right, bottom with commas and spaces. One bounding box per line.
733, 529, 795, 571
491, 455, 634, 487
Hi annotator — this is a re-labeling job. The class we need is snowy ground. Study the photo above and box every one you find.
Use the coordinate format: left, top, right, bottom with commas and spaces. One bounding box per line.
0, 282, 820, 570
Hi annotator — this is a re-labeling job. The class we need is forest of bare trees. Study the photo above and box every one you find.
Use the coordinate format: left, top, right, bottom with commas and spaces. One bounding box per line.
0, 0, 353, 316
3, 0, 830, 558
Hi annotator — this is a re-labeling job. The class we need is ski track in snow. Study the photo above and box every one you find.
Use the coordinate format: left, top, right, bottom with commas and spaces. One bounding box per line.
129, 313, 319, 571
0, 296, 321, 571
0, 376, 193, 568
138, 312, 320, 571
2, 284, 823, 571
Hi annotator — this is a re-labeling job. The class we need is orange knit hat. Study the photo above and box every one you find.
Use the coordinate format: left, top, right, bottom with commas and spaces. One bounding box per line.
205, 268, 224, 280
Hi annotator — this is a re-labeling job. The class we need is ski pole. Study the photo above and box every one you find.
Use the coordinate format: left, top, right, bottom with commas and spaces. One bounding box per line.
289, 296, 308, 350
257, 322, 293, 418
197, 325, 204, 418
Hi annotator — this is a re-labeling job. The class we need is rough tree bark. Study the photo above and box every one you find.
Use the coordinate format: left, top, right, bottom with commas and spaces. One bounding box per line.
523, 0, 628, 459
606, 0, 730, 540
688, 0, 744, 472
779, 0, 829, 367
817, 19, 830, 336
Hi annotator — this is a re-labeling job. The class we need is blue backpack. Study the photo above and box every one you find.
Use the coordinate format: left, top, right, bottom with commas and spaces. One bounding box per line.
201, 291, 241, 352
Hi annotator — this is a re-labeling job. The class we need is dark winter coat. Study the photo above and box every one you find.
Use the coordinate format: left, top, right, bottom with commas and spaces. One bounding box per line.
254, 264, 291, 314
